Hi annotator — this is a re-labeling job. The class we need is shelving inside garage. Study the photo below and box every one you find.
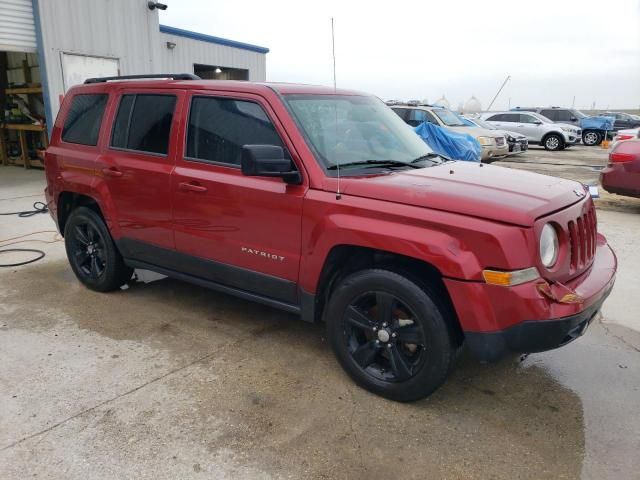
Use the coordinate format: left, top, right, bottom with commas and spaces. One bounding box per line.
0, 51, 48, 169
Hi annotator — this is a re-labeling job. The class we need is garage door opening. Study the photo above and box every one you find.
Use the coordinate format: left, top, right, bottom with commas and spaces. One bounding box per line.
194, 63, 248, 81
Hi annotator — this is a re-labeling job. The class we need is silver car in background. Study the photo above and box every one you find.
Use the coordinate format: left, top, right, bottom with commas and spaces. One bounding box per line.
480, 111, 581, 151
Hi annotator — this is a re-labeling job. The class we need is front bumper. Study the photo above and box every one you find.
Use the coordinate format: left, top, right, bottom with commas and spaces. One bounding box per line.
481, 143, 510, 160
444, 238, 617, 361
464, 283, 611, 361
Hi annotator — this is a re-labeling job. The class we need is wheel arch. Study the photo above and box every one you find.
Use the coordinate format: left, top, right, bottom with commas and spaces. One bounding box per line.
305, 244, 464, 346
541, 131, 564, 146
57, 192, 106, 236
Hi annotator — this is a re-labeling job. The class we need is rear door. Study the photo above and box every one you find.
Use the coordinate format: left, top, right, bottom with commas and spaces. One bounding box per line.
95, 89, 184, 252
171, 91, 307, 303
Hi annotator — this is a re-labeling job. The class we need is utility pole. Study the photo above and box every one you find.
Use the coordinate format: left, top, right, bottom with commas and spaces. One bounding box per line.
487, 75, 510, 111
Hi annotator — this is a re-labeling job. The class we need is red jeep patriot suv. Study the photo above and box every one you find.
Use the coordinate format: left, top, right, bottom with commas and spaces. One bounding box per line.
44, 74, 617, 401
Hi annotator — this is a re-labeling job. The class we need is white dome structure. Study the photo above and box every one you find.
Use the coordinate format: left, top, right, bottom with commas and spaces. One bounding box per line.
463, 95, 482, 113
434, 95, 450, 108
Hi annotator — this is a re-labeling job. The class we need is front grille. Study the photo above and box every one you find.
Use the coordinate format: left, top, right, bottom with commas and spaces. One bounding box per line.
496, 137, 505, 146
567, 205, 597, 273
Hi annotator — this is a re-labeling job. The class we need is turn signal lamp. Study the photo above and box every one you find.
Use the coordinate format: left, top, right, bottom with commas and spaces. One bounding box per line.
482, 268, 540, 286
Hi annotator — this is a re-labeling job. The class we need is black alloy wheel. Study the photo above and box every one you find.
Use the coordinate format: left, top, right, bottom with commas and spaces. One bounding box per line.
64, 207, 132, 292
70, 221, 107, 280
326, 269, 455, 402
344, 291, 427, 383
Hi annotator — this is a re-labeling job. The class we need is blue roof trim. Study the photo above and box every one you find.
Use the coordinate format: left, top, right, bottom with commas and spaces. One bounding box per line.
159, 25, 269, 54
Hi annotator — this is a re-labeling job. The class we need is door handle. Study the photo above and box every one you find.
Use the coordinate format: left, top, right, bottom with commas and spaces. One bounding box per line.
102, 167, 123, 177
179, 181, 207, 193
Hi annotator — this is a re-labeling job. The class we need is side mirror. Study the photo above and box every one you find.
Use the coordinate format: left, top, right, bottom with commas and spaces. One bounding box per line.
533, 121, 542, 125
241, 145, 301, 184
570, 116, 577, 122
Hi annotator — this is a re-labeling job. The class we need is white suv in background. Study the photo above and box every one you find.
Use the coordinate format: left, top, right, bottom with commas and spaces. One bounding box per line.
480, 111, 581, 151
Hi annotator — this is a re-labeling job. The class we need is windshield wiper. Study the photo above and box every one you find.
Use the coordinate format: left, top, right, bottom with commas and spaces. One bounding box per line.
327, 160, 421, 170
410, 153, 447, 164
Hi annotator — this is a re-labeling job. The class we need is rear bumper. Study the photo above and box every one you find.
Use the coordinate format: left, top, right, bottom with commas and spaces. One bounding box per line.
600, 167, 640, 198
444, 239, 617, 361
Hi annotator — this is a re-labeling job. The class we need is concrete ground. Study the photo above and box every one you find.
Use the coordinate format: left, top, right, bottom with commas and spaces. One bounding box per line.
1, 147, 639, 479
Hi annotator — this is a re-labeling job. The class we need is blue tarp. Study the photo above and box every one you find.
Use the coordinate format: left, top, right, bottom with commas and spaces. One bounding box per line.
581, 116, 615, 131
414, 122, 481, 162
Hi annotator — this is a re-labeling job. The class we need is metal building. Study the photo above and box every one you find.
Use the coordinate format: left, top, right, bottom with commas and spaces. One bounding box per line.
0, 0, 268, 136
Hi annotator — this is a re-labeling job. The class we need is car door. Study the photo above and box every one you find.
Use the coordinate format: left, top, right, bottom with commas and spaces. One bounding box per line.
518, 114, 545, 141
171, 91, 307, 304
95, 89, 183, 253
487, 113, 525, 136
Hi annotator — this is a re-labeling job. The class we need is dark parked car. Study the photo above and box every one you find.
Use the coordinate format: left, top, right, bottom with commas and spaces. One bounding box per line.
601, 112, 640, 131
600, 140, 640, 198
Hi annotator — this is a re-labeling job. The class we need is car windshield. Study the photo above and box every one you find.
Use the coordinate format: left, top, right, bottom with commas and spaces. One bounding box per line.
432, 108, 467, 127
532, 112, 554, 123
572, 109, 588, 119
284, 94, 439, 169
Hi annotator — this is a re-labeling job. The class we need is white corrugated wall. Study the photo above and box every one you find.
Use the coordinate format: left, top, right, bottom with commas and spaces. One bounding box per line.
35, 0, 163, 118
0, 0, 37, 52
159, 32, 266, 82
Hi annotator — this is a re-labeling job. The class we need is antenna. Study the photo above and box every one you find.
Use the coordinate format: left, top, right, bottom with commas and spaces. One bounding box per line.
331, 17, 341, 200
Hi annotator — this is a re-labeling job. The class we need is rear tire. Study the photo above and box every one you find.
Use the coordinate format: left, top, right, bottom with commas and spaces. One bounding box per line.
543, 133, 563, 151
582, 130, 602, 146
64, 207, 133, 292
325, 269, 455, 402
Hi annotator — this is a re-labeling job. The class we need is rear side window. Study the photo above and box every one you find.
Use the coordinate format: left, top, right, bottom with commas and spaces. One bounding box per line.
540, 109, 558, 121
62, 94, 108, 146
487, 113, 510, 121
186, 97, 283, 166
111, 94, 176, 155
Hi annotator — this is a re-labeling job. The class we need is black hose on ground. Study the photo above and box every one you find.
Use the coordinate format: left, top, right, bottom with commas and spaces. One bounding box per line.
0, 202, 51, 267
0, 201, 49, 217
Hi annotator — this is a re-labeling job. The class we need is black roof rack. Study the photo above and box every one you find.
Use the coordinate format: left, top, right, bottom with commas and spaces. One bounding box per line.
84, 73, 201, 84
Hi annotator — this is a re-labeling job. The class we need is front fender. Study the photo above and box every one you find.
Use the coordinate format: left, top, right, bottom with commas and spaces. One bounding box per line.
298, 190, 534, 294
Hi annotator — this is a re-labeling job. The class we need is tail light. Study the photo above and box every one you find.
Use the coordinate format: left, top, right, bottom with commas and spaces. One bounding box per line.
610, 152, 635, 163
616, 134, 635, 141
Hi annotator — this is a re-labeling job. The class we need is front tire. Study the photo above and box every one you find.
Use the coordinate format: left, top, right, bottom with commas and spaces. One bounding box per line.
583, 130, 602, 146
64, 207, 133, 292
325, 269, 455, 402
543, 133, 563, 151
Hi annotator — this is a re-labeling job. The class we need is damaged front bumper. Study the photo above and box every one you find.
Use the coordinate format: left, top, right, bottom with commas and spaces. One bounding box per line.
445, 238, 617, 362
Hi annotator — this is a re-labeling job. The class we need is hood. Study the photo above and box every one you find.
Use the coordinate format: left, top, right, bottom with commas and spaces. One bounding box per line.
448, 126, 503, 138
496, 129, 526, 139
330, 162, 584, 226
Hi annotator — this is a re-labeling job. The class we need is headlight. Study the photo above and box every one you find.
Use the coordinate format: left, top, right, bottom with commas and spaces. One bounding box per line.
539, 223, 559, 268
477, 136, 494, 146
507, 135, 515, 142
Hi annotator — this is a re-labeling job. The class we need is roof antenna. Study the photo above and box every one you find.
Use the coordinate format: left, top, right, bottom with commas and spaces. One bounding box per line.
331, 17, 341, 200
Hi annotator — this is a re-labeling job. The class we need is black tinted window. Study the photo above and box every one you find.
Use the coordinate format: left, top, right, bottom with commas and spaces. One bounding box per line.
186, 97, 283, 165
540, 109, 558, 121
488, 113, 517, 122
62, 94, 108, 146
111, 94, 176, 155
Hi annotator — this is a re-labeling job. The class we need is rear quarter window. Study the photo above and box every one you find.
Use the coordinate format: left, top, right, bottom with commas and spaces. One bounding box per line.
62, 94, 108, 146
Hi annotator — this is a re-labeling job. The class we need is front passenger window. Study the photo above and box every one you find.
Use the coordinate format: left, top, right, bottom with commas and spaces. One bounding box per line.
186, 97, 284, 166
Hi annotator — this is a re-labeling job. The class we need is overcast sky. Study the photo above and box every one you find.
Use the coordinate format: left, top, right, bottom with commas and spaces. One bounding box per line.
161, 0, 640, 110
